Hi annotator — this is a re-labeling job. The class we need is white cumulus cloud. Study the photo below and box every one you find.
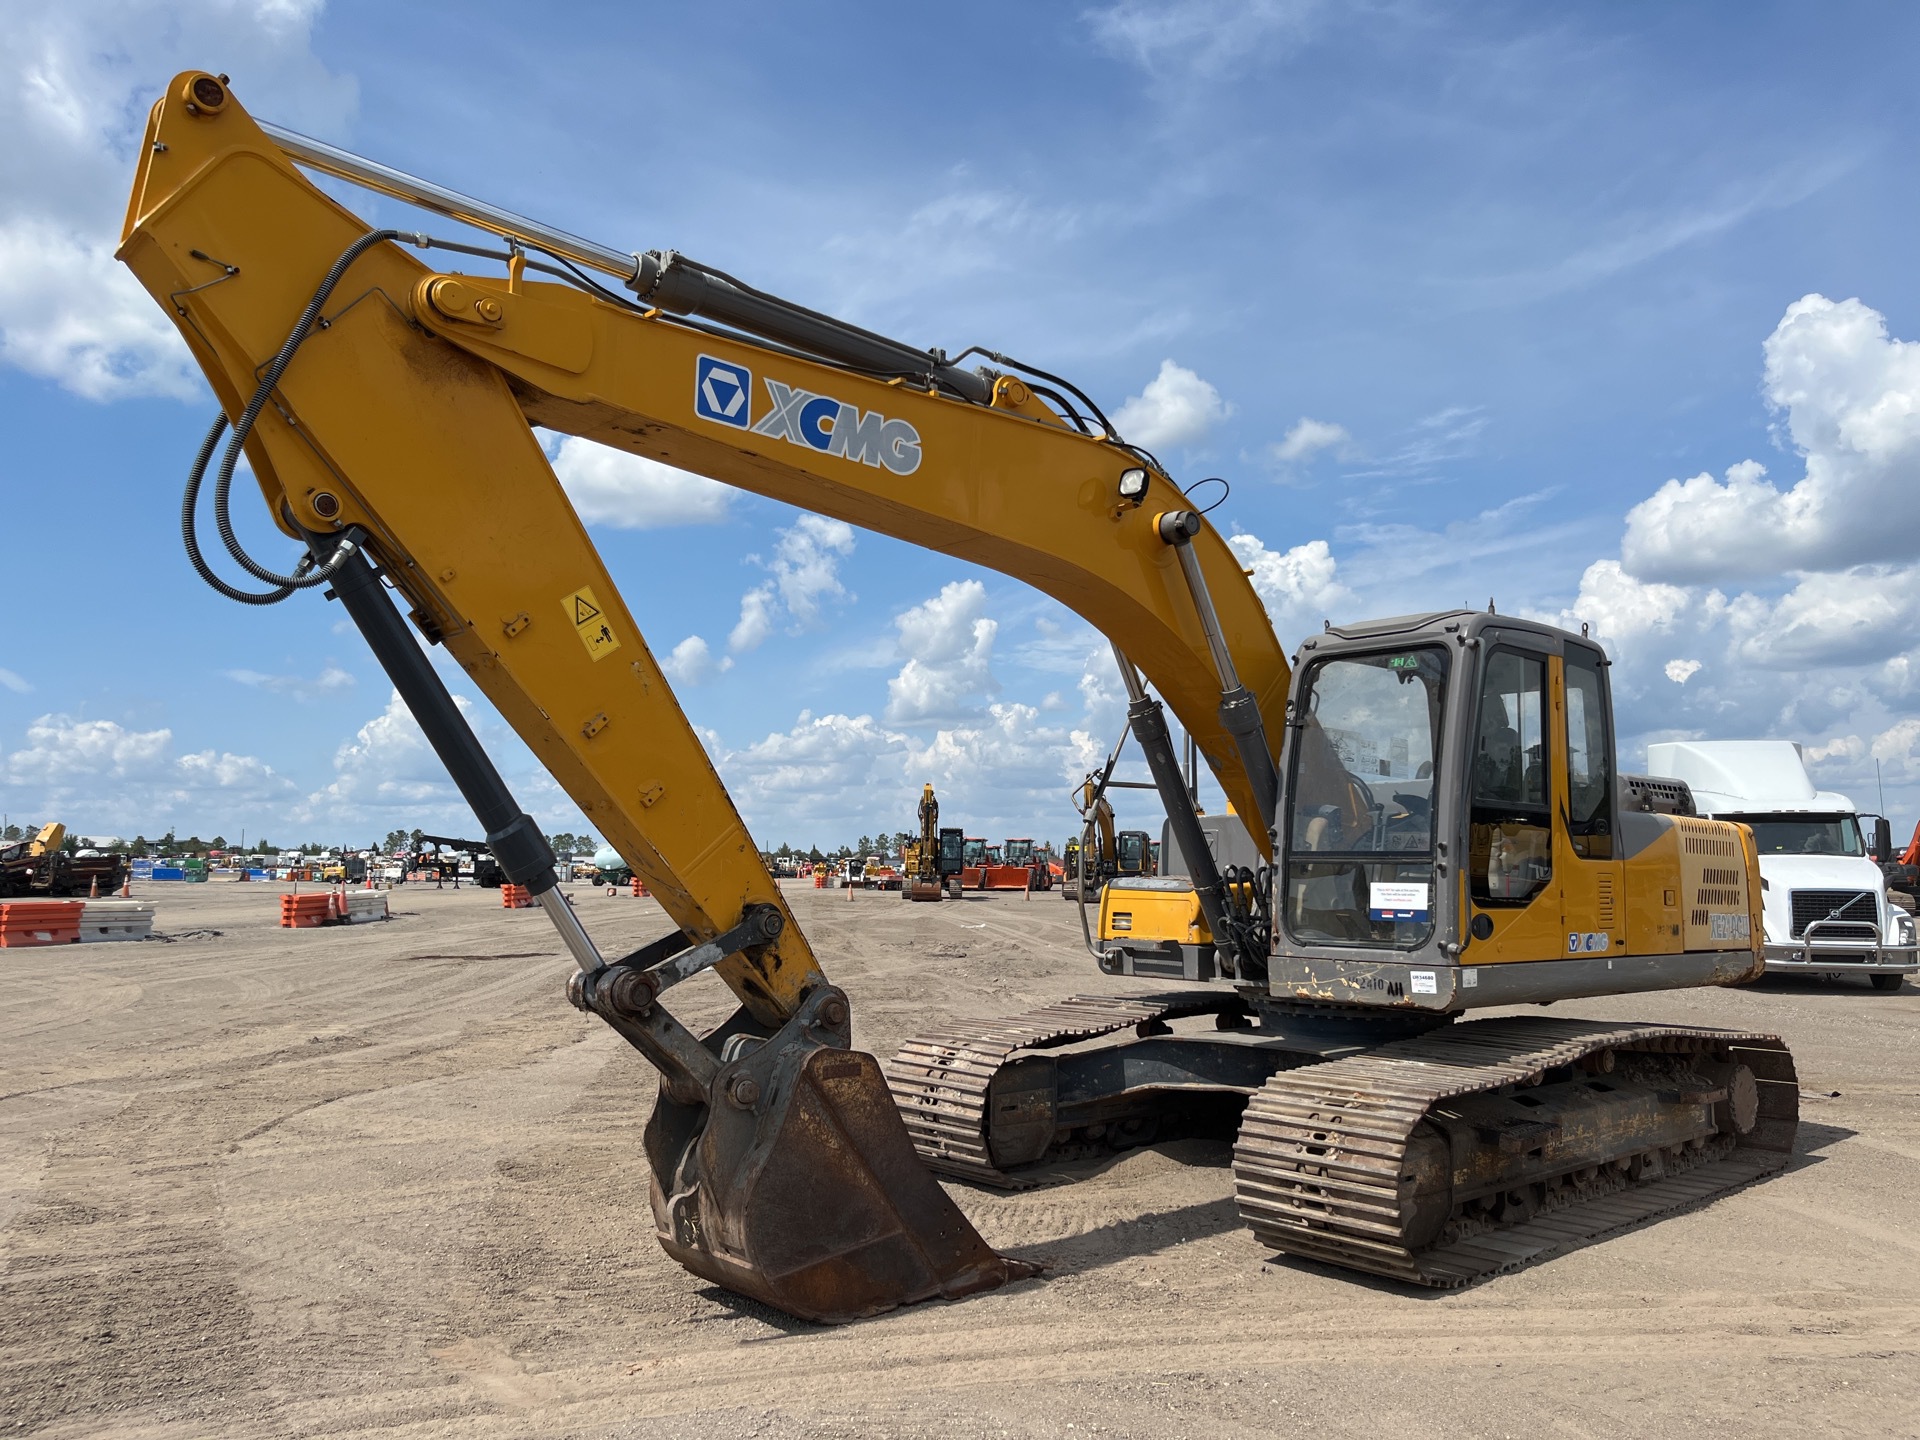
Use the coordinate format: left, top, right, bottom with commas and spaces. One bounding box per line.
729, 515, 858, 653
729, 586, 778, 654
1871, 719, 1920, 778
548, 436, 732, 529
0, 0, 357, 401
302, 688, 465, 823
885, 580, 999, 724
3, 711, 296, 833
1227, 531, 1351, 633
1621, 295, 1920, 584
1663, 658, 1702, 684
660, 634, 729, 685
1113, 360, 1231, 450
1270, 416, 1351, 465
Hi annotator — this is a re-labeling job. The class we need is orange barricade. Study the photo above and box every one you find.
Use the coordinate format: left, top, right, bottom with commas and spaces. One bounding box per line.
279, 893, 334, 929
0, 899, 85, 947
631, 877, 649, 897
501, 884, 534, 909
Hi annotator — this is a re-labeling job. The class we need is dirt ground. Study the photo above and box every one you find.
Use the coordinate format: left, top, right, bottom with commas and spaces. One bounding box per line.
1, 878, 1916, 1439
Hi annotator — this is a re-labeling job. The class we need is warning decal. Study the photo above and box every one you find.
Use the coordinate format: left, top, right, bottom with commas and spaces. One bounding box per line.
562, 585, 620, 661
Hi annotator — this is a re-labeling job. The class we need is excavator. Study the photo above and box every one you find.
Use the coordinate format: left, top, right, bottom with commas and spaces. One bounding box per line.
900, 784, 964, 901
1061, 766, 1156, 902
121, 73, 1799, 1323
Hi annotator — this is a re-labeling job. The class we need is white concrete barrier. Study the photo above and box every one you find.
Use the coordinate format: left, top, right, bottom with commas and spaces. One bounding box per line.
342, 891, 390, 924
79, 899, 157, 943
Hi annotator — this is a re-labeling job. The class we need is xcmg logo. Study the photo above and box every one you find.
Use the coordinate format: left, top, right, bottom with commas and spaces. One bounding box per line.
694, 355, 922, 476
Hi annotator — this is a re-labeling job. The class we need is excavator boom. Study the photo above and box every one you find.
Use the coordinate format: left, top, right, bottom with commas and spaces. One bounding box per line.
118, 74, 1285, 1322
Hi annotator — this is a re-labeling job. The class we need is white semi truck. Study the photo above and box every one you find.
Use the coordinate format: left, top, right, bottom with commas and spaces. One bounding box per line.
1648, 740, 1916, 991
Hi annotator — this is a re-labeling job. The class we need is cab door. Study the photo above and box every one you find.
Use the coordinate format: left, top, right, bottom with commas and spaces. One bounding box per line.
1462, 639, 1563, 963
1553, 645, 1626, 958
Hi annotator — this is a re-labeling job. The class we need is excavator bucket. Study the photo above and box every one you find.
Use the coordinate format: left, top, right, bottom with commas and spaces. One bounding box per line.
635, 985, 1038, 1323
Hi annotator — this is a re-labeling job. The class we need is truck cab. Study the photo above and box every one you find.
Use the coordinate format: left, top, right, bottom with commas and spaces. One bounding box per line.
1648, 740, 1916, 991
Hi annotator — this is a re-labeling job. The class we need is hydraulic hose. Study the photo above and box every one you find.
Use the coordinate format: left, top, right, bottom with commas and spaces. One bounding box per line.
182, 229, 410, 604
209, 228, 402, 589
180, 413, 299, 604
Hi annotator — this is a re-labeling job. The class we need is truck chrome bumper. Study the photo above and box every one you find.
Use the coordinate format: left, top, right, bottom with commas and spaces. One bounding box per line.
1763, 917, 1918, 975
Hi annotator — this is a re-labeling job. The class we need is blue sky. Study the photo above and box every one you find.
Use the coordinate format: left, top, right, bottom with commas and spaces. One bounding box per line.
5, 0, 1920, 850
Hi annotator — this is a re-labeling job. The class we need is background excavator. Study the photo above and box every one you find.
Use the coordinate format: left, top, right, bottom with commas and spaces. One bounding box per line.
121, 73, 1799, 1324
1061, 745, 1159, 902
900, 784, 964, 901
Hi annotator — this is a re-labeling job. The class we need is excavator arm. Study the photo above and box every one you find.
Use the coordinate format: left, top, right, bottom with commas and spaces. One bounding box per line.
117, 74, 1292, 1323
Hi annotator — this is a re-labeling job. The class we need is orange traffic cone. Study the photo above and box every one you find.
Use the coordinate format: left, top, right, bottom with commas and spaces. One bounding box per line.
89, 876, 99, 899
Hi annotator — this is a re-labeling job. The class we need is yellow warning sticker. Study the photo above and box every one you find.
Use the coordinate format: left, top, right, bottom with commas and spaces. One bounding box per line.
563, 585, 620, 661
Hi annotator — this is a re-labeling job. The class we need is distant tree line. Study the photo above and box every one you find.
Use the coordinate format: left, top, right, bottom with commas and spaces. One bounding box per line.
758, 833, 918, 866
0, 825, 604, 861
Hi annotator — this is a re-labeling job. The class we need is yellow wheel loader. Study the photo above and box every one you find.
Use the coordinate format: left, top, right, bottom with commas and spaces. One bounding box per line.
119, 73, 1796, 1322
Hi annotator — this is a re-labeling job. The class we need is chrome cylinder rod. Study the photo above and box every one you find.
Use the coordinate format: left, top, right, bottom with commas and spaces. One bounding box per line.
535, 885, 609, 975
260, 120, 639, 283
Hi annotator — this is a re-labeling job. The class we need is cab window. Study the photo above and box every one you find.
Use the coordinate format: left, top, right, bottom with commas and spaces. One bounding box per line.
1282, 646, 1447, 948
1470, 648, 1551, 906
1564, 647, 1614, 860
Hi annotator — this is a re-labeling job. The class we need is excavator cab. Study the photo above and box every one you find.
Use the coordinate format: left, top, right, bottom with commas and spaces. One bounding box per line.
1268, 609, 1763, 1010
937, 829, 966, 876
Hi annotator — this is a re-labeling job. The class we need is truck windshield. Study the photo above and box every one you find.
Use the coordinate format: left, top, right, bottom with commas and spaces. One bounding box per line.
1726, 814, 1864, 857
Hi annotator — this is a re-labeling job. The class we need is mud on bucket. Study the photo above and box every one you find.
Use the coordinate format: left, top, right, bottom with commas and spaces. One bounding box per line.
640, 985, 1038, 1324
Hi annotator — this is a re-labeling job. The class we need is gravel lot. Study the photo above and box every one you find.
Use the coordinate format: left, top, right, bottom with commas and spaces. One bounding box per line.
2, 878, 1915, 1438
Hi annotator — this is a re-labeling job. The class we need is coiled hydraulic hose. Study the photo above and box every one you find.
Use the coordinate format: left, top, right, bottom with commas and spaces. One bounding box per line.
181, 228, 406, 604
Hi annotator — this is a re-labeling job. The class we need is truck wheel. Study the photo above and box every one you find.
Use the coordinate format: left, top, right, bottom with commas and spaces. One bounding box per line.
1870, 973, 1905, 992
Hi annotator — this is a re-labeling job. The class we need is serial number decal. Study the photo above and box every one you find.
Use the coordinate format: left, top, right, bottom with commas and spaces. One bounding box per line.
1709, 913, 1751, 941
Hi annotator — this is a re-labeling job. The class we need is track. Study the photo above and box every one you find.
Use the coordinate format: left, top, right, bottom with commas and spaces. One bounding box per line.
892, 999, 1801, 1288
884, 991, 1249, 1185
1233, 1017, 1799, 1286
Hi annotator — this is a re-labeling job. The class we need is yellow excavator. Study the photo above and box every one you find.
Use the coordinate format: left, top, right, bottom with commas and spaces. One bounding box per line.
901, 783, 963, 901
1063, 760, 1156, 902
120, 73, 1798, 1322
